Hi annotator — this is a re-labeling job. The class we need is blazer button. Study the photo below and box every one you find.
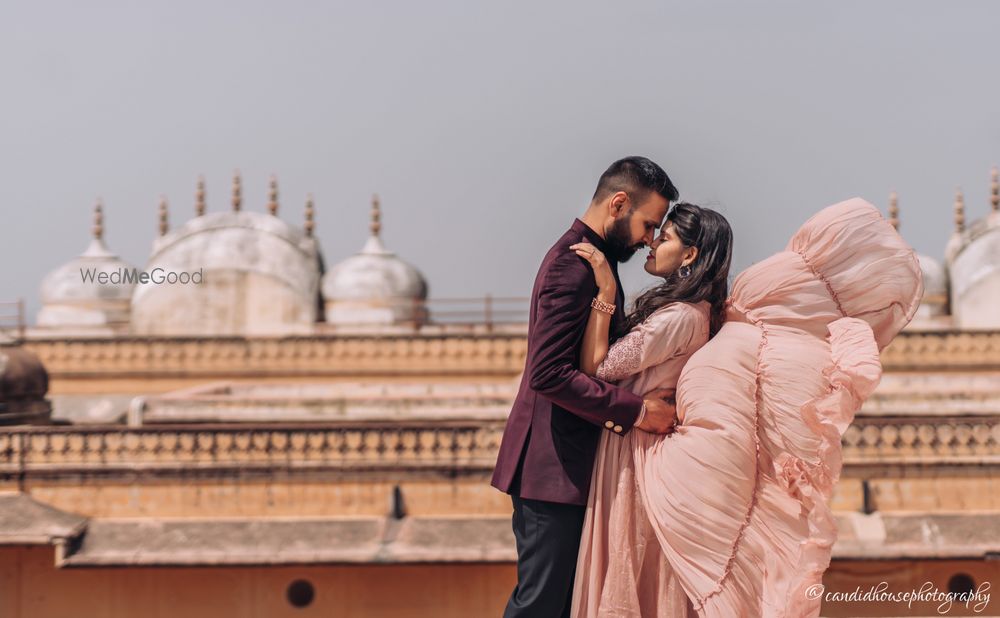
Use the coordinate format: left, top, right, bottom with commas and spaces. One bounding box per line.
604, 421, 614, 429
613, 425, 623, 433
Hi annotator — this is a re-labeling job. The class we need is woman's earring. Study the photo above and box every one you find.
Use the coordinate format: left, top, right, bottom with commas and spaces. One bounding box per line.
678, 264, 692, 279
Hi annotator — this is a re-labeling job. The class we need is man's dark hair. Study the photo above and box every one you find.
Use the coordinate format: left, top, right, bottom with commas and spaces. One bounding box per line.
592, 156, 679, 206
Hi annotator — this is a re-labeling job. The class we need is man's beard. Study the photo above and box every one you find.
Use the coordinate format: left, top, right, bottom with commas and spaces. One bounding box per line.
605, 214, 642, 263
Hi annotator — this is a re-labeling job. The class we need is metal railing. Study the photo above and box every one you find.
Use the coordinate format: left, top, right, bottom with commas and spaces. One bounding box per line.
326, 296, 529, 330
0, 299, 25, 341
423, 296, 529, 327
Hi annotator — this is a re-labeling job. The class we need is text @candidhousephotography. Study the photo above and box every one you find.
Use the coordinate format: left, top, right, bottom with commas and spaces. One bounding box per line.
808, 581, 992, 614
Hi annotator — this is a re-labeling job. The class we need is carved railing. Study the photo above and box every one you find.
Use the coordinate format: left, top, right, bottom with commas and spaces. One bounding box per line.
25, 335, 529, 378
842, 416, 1000, 465
1, 416, 998, 480
0, 299, 25, 342
0, 422, 505, 478
20, 329, 1000, 382
880, 330, 1000, 370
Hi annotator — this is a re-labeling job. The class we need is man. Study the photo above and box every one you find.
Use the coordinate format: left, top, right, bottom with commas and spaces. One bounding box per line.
491, 156, 680, 617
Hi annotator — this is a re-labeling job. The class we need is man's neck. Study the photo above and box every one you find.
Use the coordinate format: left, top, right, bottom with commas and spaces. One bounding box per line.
579, 209, 606, 240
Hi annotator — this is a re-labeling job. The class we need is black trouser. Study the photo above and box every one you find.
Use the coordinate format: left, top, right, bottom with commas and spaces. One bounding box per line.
503, 494, 586, 618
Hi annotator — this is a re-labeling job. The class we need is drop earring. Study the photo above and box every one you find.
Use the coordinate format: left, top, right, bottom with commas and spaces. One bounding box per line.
678, 264, 692, 279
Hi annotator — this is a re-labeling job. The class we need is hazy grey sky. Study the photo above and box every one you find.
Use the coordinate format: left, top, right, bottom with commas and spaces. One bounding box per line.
2, 1, 999, 323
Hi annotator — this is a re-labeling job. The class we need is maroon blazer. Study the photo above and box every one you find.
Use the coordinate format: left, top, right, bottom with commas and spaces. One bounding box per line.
490, 219, 644, 505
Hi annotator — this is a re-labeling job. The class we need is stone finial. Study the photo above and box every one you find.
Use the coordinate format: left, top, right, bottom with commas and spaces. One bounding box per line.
158, 195, 169, 236
954, 188, 965, 234
991, 166, 999, 213
231, 170, 242, 212
304, 194, 315, 237
92, 198, 104, 239
888, 191, 900, 231
267, 174, 279, 216
195, 175, 206, 217
370, 194, 382, 237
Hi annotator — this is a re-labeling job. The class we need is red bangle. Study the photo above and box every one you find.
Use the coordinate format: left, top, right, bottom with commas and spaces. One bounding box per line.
591, 297, 615, 315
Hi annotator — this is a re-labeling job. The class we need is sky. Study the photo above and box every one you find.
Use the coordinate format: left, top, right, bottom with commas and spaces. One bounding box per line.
2, 1, 998, 323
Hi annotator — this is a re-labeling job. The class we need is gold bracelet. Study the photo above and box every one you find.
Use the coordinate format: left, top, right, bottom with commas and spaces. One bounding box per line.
591, 297, 616, 315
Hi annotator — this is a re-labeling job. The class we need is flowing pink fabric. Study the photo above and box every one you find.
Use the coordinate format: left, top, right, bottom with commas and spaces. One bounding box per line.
572, 199, 923, 618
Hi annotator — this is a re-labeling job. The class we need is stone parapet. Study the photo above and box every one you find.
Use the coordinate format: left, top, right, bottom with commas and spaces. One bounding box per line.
21, 330, 1000, 392
24, 334, 529, 392
879, 330, 1000, 370
0, 422, 505, 480
1, 414, 997, 482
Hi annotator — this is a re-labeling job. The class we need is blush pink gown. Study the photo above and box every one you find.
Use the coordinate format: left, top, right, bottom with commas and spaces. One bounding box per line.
572, 198, 923, 618
573, 300, 710, 618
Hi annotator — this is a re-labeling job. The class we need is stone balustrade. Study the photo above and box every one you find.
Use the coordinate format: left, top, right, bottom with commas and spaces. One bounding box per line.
24, 334, 529, 379
0, 422, 505, 479
1, 415, 998, 481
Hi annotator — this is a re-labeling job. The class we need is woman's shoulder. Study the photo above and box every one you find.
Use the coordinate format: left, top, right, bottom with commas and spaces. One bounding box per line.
631, 301, 711, 358
644, 300, 711, 329
640, 301, 711, 341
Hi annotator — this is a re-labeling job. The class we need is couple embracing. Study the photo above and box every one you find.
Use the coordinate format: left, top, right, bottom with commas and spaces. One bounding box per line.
491, 156, 923, 617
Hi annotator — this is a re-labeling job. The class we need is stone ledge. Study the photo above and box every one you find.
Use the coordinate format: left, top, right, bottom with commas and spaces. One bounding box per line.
0, 492, 87, 545
4, 493, 1000, 566
833, 512, 1000, 559
59, 516, 516, 567
40, 512, 1000, 566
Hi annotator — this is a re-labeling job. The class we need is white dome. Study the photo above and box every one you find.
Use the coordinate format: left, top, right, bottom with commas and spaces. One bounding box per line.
915, 254, 948, 318
918, 254, 948, 296
323, 236, 428, 300
947, 212, 1000, 328
131, 210, 322, 335
37, 238, 136, 328
322, 233, 428, 326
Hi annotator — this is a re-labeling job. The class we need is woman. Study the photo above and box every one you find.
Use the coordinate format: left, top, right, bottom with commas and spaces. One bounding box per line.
569, 198, 922, 617
569, 202, 734, 617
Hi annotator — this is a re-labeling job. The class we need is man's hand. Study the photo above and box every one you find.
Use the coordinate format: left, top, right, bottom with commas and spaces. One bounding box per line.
636, 387, 677, 434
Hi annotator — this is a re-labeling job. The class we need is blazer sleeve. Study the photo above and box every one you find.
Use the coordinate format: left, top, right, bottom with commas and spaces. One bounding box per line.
527, 252, 643, 431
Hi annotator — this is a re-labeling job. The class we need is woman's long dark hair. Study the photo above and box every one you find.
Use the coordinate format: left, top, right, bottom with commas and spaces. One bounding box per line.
615, 202, 734, 339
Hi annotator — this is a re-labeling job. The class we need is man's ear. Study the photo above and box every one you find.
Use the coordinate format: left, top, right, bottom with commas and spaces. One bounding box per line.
609, 191, 629, 217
